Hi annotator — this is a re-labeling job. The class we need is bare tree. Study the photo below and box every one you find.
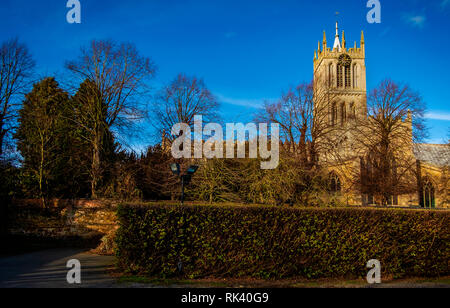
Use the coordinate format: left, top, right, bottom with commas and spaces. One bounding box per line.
66, 40, 156, 197
352, 79, 427, 205
256, 83, 313, 162
153, 74, 220, 141
254, 80, 342, 205
0, 38, 35, 158
255, 80, 340, 168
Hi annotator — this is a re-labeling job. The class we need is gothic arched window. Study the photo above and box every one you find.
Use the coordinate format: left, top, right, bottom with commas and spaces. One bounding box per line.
337, 64, 343, 88
345, 65, 351, 88
350, 102, 356, 119
420, 178, 435, 209
328, 63, 333, 87
353, 64, 358, 88
329, 172, 342, 193
340, 103, 346, 125
338, 54, 352, 89
331, 102, 337, 126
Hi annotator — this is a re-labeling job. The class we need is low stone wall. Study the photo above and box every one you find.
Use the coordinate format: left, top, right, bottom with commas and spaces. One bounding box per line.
11, 198, 120, 209
6, 200, 119, 254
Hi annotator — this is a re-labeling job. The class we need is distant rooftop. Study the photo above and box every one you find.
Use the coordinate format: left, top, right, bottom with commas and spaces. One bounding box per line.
414, 144, 450, 167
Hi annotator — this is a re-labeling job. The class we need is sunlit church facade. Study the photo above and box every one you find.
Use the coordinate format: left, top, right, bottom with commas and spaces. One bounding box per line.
313, 23, 449, 208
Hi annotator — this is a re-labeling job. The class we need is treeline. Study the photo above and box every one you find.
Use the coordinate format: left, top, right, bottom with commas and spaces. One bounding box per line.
0, 37, 332, 207
0, 37, 439, 207
14, 77, 168, 202
0, 38, 164, 205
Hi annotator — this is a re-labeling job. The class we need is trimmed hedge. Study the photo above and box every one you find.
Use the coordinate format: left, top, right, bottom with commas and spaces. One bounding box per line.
115, 204, 450, 279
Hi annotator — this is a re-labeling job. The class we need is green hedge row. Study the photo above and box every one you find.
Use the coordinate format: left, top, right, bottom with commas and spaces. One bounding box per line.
115, 204, 450, 279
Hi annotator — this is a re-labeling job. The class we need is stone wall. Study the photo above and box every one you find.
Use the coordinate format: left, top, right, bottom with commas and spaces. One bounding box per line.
6, 199, 119, 254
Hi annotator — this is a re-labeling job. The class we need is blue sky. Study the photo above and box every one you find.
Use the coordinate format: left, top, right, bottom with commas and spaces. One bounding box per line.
1, 0, 449, 147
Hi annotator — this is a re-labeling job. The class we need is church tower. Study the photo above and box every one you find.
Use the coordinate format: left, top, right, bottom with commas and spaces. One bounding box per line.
313, 22, 367, 126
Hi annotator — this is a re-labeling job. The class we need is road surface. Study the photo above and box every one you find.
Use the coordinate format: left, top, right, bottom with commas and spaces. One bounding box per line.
0, 249, 448, 288
0, 249, 115, 288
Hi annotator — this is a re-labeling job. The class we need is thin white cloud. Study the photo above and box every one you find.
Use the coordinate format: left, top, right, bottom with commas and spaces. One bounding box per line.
378, 27, 391, 37
403, 13, 426, 28
216, 94, 273, 109
224, 32, 237, 39
424, 111, 450, 121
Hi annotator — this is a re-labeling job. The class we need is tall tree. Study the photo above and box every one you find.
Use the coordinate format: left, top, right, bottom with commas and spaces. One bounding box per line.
0, 38, 35, 158
255, 80, 341, 167
15, 78, 70, 206
152, 74, 220, 141
71, 79, 117, 197
66, 40, 156, 198
136, 145, 173, 200
353, 79, 427, 205
254, 80, 341, 204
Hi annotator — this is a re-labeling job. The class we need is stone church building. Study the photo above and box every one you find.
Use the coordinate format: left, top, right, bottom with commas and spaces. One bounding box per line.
313, 23, 449, 208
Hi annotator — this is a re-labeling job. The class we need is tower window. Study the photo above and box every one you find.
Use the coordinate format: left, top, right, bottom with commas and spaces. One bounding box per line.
337, 54, 352, 89
350, 102, 356, 119
337, 64, 343, 88
353, 64, 358, 88
340, 103, 346, 125
328, 63, 333, 87
331, 102, 337, 126
345, 65, 351, 88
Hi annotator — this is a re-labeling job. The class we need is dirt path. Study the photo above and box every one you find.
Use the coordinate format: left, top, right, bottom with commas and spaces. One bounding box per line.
0, 249, 115, 288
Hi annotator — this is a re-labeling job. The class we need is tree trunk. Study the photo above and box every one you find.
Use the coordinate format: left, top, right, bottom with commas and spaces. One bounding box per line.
39, 134, 46, 208
91, 132, 102, 199
0, 127, 5, 157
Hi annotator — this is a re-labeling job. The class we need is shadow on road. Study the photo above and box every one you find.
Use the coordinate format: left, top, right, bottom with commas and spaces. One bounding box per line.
0, 249, 115, 288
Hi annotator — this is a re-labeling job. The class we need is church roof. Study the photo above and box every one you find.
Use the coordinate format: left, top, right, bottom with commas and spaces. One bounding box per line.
413, 143, 450, 167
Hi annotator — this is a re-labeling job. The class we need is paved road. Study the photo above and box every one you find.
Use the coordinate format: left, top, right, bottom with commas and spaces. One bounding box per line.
0, 249, 115, 288
1, 250, 448, 288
